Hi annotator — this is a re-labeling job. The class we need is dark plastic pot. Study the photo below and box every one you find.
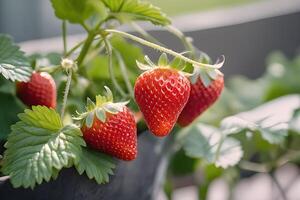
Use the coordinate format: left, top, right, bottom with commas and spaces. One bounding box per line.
0, 132, 174, 200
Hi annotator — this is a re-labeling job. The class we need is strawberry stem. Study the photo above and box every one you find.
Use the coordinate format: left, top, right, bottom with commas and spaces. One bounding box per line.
103, 38, 127, 98
130, 22, 164, 47
60, 70, 72, 119
105, 29, 224, 70
114, 50, 134, 98
166, 25, 195, 56
62, 20, 67, 56
77, 32, 96, 67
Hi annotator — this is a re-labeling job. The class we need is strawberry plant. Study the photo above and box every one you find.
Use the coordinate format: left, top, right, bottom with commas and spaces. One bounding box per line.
0, 1, 299, 199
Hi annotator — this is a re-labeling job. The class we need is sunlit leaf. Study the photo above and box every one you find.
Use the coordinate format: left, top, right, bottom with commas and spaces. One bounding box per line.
1, 106, 85, 188
179, 123, 243, 168
102, 0, 171, 25
0, 35, 32, 82
75, 148, 116, 184
221, 95, 300, 144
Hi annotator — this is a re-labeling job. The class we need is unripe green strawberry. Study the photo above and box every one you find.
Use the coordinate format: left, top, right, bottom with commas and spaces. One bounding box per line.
77, 87, 137, 161
178, 75, 224, 127
16, 72, 57, 108
134, 55, 190, 137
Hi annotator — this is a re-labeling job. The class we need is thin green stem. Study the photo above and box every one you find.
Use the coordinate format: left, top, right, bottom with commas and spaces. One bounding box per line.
166, 25, 195, 55
103, 39, 127, 98
81, 22, 91, 32
131, 22, 164, 46
65, 40, 85, 57
114, 50, 134, 98
105, 29, 223, 69
77, 33, 96, 67
61, 70, 72, 119
65, 36, 103, 57
84, 40, 105, 65
62, 21, 67, 55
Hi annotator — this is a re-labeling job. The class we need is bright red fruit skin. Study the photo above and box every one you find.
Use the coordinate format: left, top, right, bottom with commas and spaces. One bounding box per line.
16, 72, 57, 108
81, 107, 137, 161
177, 75, 224, 127
134, 68, 191, 137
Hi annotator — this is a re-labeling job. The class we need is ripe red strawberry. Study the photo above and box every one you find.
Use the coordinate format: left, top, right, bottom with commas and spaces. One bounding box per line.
16, 72, 57, 108
134, 67, 190, 137
79, 87, 137, 161
177, 75, 224, 127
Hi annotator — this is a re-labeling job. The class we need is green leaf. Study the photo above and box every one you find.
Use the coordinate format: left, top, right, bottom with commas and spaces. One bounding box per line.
221, 95, 300, 144
0, 91, 24, 139
290, 108, 300, 133
1, 106, 85, 189
0, 35, 32, 82
102, 0, 171, 25
51, 0, 105, 24
75, 148, 116, 184
179, 123, 243, 168
169, 149, 199, 176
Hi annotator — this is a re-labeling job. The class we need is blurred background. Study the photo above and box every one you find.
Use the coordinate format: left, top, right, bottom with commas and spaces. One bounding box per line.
1, 0, 300, 200
1, 0, 300, 79
0, 0, 264, 42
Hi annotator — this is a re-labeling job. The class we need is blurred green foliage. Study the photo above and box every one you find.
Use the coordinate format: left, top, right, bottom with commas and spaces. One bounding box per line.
201, 52, 300, 125
167, 52, 300, 199
149, 0, 262, 16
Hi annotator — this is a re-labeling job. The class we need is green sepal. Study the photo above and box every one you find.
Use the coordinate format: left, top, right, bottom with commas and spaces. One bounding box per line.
144, 55, 156, 67
189, 54, 224, 87
158, 53, 169, 66
86, 97, 96, 111
170, 57, 185, 71
207, 69, 219, 80
136, 60, 152, 71
75, 87, 129, 126
136, 53, 187, 72
96, 86, 113, 106
96, 108, 106, 122
199, 69, 213, 87
86, 111, 95, 128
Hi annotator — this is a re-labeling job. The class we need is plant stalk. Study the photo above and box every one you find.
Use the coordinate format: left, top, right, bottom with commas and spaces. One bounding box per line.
61, 70, 72, 119
103, 39, 127, 98
105, 29, 223, 70
77, 33, 96, 67
62, 21, 67, 55
114, 50, 134, 98
131, 22, 164, 46
166, 25, 195, 55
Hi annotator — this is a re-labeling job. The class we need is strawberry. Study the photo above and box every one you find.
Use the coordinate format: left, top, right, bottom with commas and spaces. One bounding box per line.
177, 75, 224, 127
16, 72, 57, 108
78, 87, 137, 161
134, 55, 191, 137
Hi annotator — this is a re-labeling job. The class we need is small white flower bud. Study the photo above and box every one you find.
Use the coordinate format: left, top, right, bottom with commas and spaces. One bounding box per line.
61, 58, 75, 70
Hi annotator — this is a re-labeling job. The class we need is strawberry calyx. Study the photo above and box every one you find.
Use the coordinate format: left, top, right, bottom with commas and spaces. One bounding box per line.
136, 53, 186, 72
75, 86, 129, 128
190, 54, 225, 87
